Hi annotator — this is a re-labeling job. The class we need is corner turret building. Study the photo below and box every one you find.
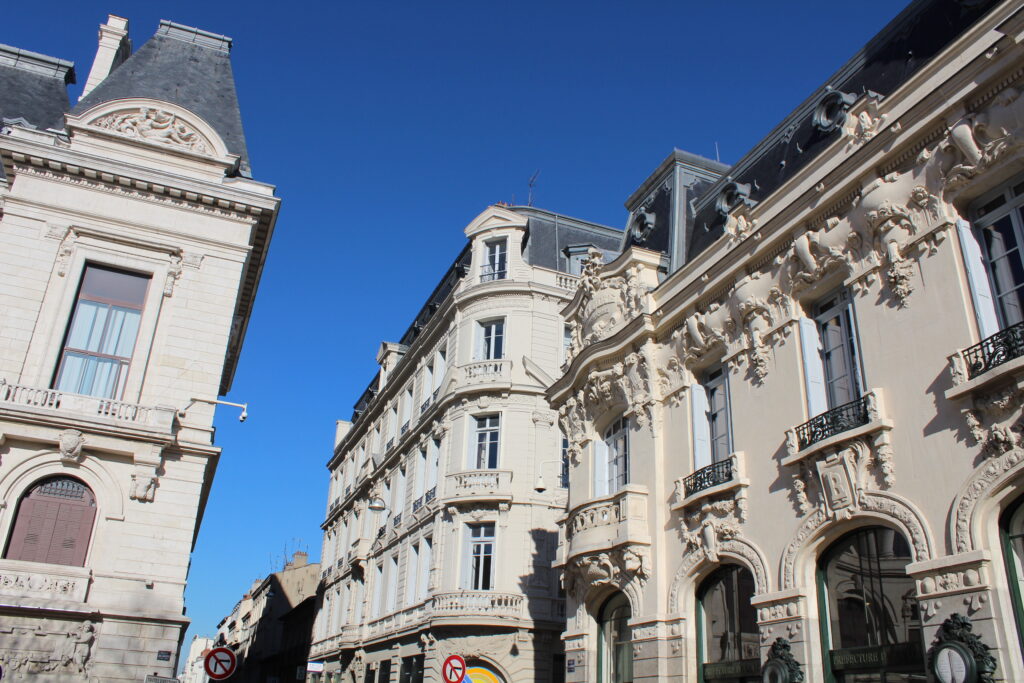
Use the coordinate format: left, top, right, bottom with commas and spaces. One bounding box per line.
308, 206, 620, 682
0, 15, 278, 680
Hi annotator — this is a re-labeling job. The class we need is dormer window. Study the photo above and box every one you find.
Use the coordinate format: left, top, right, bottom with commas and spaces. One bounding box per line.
482, 239, 507, 282
564, 245, 594, 276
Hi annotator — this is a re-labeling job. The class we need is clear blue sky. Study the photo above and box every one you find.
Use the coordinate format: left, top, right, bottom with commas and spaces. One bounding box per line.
6, 0, 906, 663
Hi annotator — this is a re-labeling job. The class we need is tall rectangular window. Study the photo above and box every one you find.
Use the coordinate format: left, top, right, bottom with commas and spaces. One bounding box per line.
425, 440, 439, 493
466, 523, 495, 590
419, 536, 433, 601
371, 562, 384, 618
474, 415, 500, 469
55, 265, 150, 399
705, 367, 732, 463
393, 466, 406, 516
815, 291, 862, 409
406, 542, 420, 606
605, 417, 630, 493
385, 554, 399, 613
973, 185, 1024, 328
560, 434, 570, 489
477, 319, 505, 360
481, 239, 507, 281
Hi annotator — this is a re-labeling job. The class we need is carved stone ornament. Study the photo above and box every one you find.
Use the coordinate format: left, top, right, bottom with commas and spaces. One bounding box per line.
90, 107, 213, 155
570, 251, 648, 354
128, 470, 158, 502
953, 444, 1024, 553
927, 613, 997, 683
761, 637, 805, 683
0, 618, 97, 677
562, 545, 650, 609
962, 383, 1024, 457
842, 92, 890, 147
724, 211, 758, 243
788, 432, 894, 517
57, 429, 85, 464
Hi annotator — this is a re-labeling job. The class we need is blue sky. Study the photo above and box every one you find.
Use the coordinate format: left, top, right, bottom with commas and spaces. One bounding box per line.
7, 0, 906, 665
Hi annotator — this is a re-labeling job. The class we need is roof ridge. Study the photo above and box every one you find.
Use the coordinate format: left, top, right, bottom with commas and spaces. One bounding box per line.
0, 44, 75, 84
156, 20, 232, 53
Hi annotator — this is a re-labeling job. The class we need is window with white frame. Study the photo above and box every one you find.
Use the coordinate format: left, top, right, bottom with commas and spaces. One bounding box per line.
371, 561, 384, 618
481, 239, 508, 281
605, 417, 630, 494
55, 264, 150, 399
564, 245, 592, 276
385, 554, 398, 613
419, 536, 433, 601
405, 541, 420, 606
465, 523, 495, 590
968, 180, 1024, 331
691, 366, 732, 472
560, 433, 570, 489
425, 439, 439, 496
476, 319, 505, 360
799, 290, 863, 417
473, 415, 500, 469
562, 324, 572, 363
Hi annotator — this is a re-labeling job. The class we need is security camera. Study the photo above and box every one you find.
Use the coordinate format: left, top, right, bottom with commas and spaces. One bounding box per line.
239, 407, 248, 423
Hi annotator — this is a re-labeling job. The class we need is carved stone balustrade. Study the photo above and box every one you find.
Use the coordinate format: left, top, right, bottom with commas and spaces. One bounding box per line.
431, 591, 524, 620
672, 452, 749, 512
461, 359, 512, 385
0, 379, 175, 433
443, 469, 513, 507
0, 560, 91, 606
564, 484, 650, 561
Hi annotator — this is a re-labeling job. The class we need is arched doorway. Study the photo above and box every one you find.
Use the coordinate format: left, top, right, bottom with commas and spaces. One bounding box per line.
4, 476, 96, 566
465, 660, 505, 683
816, 526, 925, 682
1000, 497, 1024, 654
697, 565, 760, 682
597, 592, 632, 683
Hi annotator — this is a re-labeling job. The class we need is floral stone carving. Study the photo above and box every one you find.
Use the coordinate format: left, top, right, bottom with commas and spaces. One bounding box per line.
762, 638, 805, 683
58, 429, 85, 464
927, 613, 997, 683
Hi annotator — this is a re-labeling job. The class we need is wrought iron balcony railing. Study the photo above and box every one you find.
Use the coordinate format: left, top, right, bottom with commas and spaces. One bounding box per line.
683, 459, 734, 497
425, 486, 437, 503
795, 396, 870, 451
962, 321, 1024, 380
412, 496, 423, 513
376, 525, 386, 540
392, 513, 402, 527
420, 397, 432, 414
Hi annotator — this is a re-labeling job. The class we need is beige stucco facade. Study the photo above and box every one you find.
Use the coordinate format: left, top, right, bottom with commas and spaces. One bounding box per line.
309, 206, 620, 682
0, 17, 278, 682
550, 2, 1024, 682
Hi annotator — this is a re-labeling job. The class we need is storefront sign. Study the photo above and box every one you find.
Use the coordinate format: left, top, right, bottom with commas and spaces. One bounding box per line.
831, 641, 923, 671
703, 658, 761, 679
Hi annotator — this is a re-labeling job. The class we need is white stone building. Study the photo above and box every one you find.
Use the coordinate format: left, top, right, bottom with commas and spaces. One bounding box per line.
307, 205, 621, 682
549, 1, 1024, 681
0, 15, 279, 681
179, 634, 214, 683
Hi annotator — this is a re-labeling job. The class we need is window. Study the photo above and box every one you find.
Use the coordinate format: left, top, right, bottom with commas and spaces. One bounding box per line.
564, 245, 593, 276
474, 416, 500, 469
598, 592, 632, 683
406, 542, 420, 606
605, 417, 630, 494
477, 319, 505, 360
4, 477, 96, 566
425, 440, 439, 495
419, 536, 433, 601
563, 324, 573, 363
1001, 498, 1024, 655
371, 562, 384, 618
971, 180, 1024, 329
691, 367, 732, 471
560, 434, 570, 489
481, 239, 507, 281
466, 523, 495, 590
385, 554, 399, 613
399, 655, 424, 683
55, 265, 150, 399
818, 527, 924, 682
799, 290, 863, 416
697, 566, 759, 682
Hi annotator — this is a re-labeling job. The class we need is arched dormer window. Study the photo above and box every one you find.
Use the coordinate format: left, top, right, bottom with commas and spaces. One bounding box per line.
4, 476, 96, 566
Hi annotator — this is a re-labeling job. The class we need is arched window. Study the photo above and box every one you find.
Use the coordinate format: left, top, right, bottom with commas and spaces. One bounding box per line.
697, 565, 760, 682
598, 592, 632, 683
817, 527, 925, 682
1000, 497, 1024, 654
4, 477, 96, 566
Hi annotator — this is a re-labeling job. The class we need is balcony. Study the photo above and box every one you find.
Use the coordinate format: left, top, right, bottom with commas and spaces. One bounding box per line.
0, 379, 175, 432
461, 359, 511, 385
431, 591, 523, 620
392, 512, 402, 528
443, 469, 513, 506
564, 484, 650, 560
672, 452, 749, 512
412, 496, 423, 513
401, 422, 409, 435
420, 397, 433, 414
784, 390, 891, 466
425, 486, 437, 504
948, 323, 1024, 400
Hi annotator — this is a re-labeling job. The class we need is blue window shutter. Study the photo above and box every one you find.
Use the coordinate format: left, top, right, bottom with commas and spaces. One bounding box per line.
957, 219, 1000, 338
799, 317, 828, 417
690, 383, 712, 471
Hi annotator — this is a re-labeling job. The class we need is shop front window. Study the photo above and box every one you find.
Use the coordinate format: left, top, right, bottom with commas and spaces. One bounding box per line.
598, 592, 633, 683
697, 565, 760, 682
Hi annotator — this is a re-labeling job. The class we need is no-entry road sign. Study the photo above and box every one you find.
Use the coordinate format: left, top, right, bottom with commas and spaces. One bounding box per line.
204, 646, 237, 680
442, 654, 466, 683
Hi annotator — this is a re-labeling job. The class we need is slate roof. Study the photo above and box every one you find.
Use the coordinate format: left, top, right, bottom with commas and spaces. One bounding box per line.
0, 45, 74, 131
73, 21, 251, 175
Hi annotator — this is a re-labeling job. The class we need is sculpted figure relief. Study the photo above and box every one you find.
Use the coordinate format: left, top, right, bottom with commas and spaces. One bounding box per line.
92, 107, 212, 154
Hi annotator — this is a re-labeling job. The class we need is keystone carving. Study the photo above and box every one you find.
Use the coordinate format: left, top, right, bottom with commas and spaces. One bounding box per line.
128, 471, 158, 502
57, 429, 85, 464
562, 545, 650, 605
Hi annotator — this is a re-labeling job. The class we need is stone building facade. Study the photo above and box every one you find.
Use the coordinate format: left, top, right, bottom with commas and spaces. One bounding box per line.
307, 205, 621, 682
549, 1, 1024, 681
0, 15, 278, 681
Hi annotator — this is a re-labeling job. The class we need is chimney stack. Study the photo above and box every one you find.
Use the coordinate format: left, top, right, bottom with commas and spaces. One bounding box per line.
80, 15, 131, 101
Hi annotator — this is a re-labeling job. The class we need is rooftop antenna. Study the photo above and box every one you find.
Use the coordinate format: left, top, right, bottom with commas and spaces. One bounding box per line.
527, 170, 540, 206
714, 142, 721, 163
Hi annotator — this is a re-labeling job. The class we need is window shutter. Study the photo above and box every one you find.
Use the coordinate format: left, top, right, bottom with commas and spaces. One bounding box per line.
593, 440, 608, 498
690, 384, 712, 471
957, 218, 1000, 338
799, 317, 828, 417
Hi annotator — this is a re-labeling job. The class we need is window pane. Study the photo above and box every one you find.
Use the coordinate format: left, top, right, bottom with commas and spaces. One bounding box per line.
66, 300, 108, 351
80, 265, 149, 306
100, 307, 142, 357
701, 566, 758, 664
57, 353, 121, 398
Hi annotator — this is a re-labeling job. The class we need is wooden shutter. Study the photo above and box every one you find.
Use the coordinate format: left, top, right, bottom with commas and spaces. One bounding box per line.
5, 478, 95, 567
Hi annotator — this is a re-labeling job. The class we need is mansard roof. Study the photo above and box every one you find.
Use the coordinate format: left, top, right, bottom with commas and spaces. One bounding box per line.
0, 44, 74, 132
72, 21, 251, 176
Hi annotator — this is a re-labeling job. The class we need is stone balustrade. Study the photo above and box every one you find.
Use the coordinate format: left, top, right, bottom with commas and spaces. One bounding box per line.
431, 591, 524, 618
443, 469, 513, 505
461, 359, 511, 384
0, 379, 175, 432
565, 484, 649, 559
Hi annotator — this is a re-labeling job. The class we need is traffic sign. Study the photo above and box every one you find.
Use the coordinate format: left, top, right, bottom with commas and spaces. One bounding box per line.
442, 654, 466, 683
204, 647, 237, 680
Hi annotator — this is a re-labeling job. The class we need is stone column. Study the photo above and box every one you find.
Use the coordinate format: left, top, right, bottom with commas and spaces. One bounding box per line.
752, 589, 811, 678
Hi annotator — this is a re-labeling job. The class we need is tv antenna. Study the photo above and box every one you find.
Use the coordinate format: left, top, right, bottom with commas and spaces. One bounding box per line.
527, 170, 540, 206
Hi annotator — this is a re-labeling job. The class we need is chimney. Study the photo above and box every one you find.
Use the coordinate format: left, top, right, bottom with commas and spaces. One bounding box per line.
375, 342, 408, 388
290, 551, 308, 568
335, 420, 352, 447
80, 15, 131, 101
